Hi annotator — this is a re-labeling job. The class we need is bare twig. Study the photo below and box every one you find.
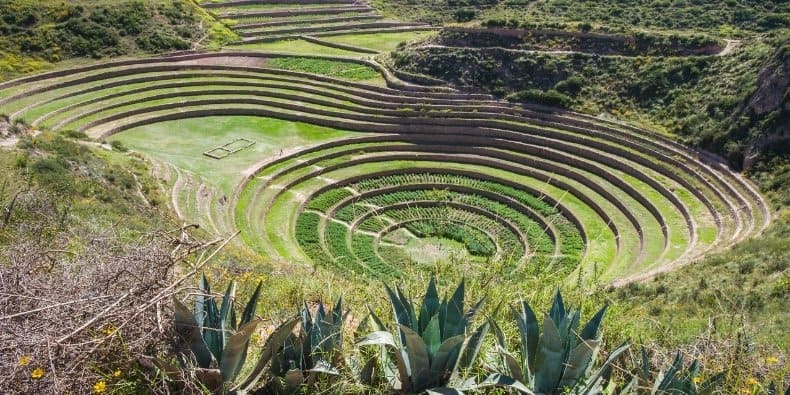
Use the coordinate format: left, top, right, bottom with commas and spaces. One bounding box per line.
57, 290, 135, 344
0, 295, 113, 320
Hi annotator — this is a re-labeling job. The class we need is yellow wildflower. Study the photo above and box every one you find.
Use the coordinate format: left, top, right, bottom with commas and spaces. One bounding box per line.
692, 376, 702, 384
93, 380, 107, 393
765, 356, 779, 364
102, 324, 117, 336
31, 367, 45, 379
112, 370, 122, 378
745, 377, 759, 386
18, 355, 31, 366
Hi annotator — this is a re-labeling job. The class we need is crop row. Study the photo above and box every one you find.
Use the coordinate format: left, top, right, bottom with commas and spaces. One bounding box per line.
324, 173, 584, 257
379, 206, 525, 261
306, 188, 353, 212
350, 234, 400, 277
328, 188, 557, 257
403, 220, 496, 257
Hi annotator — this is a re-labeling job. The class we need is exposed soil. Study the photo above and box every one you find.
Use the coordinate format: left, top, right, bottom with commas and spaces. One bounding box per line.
175, 55, 269, 68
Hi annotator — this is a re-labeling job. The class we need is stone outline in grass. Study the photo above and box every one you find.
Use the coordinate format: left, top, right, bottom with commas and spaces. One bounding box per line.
203, 137, 256, 159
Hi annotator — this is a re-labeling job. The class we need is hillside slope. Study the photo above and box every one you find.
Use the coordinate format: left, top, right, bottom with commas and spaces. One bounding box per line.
0, 0, 235, 80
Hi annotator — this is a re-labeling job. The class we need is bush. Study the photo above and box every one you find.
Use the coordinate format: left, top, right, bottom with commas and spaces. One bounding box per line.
506, 88, 573, 108
454, 8, 476, 22
554, 75, 584, 95
110, 140, 129, 152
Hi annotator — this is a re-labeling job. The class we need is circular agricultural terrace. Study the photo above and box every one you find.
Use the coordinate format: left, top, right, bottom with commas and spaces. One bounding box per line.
0, 51, 770, 284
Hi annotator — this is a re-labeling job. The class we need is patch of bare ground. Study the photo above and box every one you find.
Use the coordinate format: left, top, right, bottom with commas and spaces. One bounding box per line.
174, 55, 269, 68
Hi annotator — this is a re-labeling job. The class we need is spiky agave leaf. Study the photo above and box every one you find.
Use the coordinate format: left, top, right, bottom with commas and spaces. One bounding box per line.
549, 290, 565, 325
232, 317, 300, 393
457, 317, 489, 371
359, 310, 400, 387
576, 342, 630, 395
430, 335, 465, 380
232, 281, 262, 379
204, 290, 222, 361
400, 324, 433, 390
422, 315, 442, 359
385, 284, 416, 331
534, 312, 564, 394
441, 278, 466, 339
513, 300, 540, 378
173, 296, 214, 369
195, 273, 210, 328
557, 339, 600, 389
219, 319, 260, 381
357, 330, 409, 388
419, 278, 441, 334
456, 373, 534, 394
331, 296, 343, 326
240, 281, 262, 325
579, 305, 608, 341
219, 281, 238, 355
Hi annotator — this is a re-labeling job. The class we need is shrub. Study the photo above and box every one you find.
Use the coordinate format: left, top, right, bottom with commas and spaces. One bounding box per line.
109, 140, 129, 152
506, 89, 573, 108
454, 8, 476, 23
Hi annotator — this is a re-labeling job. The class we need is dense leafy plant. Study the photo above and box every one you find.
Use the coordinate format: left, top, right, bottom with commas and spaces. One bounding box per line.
489, 291, 629, 394
358, 277, 528, 394
266, 298, 347, 394
173, 275, 299, 394
618, 348, 724, 395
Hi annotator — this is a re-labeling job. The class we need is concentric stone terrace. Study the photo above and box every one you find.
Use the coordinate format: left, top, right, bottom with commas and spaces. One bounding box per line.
0, 52, 770, 284
203, 0, 436, 44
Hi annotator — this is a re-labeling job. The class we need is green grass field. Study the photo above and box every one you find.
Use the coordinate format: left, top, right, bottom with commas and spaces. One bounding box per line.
228, 39, 370, 57
109, 116, 356, 195
319, 30, 437, 52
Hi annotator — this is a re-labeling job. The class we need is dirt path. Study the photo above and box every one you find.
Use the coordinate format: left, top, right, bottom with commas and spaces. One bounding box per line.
717, 39, 740, 56
416, 44, 577, 56
418, 41, 740, 57
0, 137, 18, 148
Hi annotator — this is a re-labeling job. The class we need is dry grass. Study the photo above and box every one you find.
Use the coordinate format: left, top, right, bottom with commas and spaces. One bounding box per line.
0, 189, 220, 393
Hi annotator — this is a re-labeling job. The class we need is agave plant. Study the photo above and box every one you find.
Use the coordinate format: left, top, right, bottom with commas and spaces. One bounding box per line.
490, 290, 629, 394
358, 277, 528, 394
265, 298, 347, 394
619, 348, 724, 394
173, 274, 299, 394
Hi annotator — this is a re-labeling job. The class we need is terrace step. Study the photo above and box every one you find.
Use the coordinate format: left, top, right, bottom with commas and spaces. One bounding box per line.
234, 14, 382, 29
238, 21, 428, 37
220, 5, 373, 19
238, 25, 438, 44
0, 52, 769, 285
202, 0, 356, 8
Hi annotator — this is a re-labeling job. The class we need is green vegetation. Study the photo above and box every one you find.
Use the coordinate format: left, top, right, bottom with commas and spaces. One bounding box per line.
320, 30, 438, 52
489, 291, 621, 394
173, 275, 300, 393
266, 298, 346, 393
0, 0, 787, 393
391, 33, 787, 166
375, 0, 789, 34
0, 0, 236, 80
356, 278, 513, 393
268, 57, 383, 82
111, 116, 355, 195
229, 39, 367, 57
